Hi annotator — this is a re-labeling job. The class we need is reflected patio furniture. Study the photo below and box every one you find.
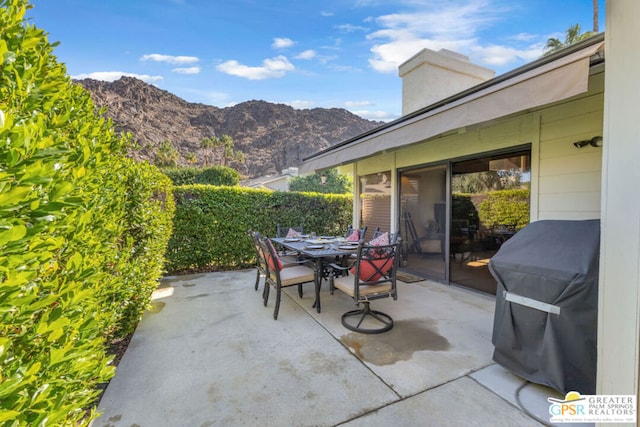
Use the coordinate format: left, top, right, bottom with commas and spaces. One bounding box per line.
328, 240, 400, 334
260, 236, 315, 320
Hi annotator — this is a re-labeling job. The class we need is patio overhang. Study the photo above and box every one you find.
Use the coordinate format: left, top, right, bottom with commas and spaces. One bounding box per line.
300, 35, 605, 174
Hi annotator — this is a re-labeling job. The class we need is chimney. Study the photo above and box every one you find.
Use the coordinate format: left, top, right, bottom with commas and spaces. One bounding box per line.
398, 48, 495, 116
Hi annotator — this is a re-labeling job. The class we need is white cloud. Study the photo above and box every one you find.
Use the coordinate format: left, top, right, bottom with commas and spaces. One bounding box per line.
71, 71, 163, 83
320, 10, 334, 17
363, 1, 551, 73
216, 55, 295, 80
472, 44, 543, 67
140, 53, 199, 64
287, 100, 315, 109
345, 100, 372, 108
171, 66, 201, 74
336, 23, 368, 33
272, 37, 294, 49
350, 109, 398, 122
295, 50, 316, 60
511, 32, 538, 42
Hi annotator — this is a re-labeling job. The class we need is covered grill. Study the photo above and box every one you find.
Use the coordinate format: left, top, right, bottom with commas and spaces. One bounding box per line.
489, 219, 600, 394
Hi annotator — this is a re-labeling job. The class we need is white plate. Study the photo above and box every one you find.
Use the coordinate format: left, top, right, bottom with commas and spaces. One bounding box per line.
338, 245, 358, 250
284, 238, 300, 242
305, 244, 325, 250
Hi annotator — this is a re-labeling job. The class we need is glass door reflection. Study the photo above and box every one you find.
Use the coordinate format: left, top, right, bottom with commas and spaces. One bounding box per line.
450, 150, 531, 294
399, 165, 447, 281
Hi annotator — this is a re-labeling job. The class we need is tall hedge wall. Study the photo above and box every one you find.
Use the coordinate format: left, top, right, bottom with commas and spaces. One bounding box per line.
0, 1, 175, 424
166, 185, 353, 273
162, 165, 240, 186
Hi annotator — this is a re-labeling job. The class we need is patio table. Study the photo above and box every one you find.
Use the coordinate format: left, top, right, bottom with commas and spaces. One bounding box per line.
271, 237, 359, 313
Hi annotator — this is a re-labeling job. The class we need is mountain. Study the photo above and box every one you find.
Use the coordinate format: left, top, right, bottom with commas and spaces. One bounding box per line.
76, 77, 383, 178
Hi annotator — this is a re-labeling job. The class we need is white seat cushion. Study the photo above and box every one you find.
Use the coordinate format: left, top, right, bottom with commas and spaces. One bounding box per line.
333, 276, 392, 298
279, 265, 315, 287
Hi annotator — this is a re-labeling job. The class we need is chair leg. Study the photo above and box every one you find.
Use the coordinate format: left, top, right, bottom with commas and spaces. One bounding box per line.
263, 282, 270, 306
254, 270, 262, 291
297, 283, 303, 298
341, 302, 393, 334
274, 286, 281, 320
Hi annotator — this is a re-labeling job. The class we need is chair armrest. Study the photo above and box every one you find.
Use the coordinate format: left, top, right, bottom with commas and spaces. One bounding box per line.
282, 257, 315, 269
327, 260, 355, 272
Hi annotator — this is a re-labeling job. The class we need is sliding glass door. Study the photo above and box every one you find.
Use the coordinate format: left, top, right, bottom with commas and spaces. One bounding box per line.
399, 165, 447, 281
450, 150, 531, 293
397, 149, 530, 294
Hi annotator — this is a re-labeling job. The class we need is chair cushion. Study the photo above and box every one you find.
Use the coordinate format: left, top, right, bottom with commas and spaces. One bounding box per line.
286, 228, 301, 238
279, 265, 315, 287
350, 257, 393, 282
265, 239, 283, 271
368, 231, 389, 246
333, 275, 392, 297
346, 229, 359, 241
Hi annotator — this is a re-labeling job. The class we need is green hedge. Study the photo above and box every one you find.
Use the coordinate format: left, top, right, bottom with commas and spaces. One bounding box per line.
102, 158, 175, 339
478, 189, 530, 230
162, 165, 240, 186
0, 2, 175, 424
166, 186, 352, 273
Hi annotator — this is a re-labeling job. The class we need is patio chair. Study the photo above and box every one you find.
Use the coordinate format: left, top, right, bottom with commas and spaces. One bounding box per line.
345, 225, 368, 242
276, 224, 303, 238
275, 224, 304, 257
260, 236, 315, 320
328, 240, 400, 334
371, 228, 400, 244
249, 230, 268, 292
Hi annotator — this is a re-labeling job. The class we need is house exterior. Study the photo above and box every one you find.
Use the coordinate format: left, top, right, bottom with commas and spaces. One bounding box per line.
242, 167, 299, 191
302, 34, 605, 294
301, 1, 640, 413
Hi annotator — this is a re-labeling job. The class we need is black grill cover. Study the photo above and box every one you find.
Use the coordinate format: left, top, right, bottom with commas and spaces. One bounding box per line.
489, 219, 599, 394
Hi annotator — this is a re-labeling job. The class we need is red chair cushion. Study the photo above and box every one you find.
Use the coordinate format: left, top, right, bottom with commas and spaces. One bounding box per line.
346, 230, 360, 242
350, 257, 393, 282
265, 239, 283, 271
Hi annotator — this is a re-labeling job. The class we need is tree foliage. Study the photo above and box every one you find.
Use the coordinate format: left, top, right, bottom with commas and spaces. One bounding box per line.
162, 165, 241, 186
154, 139, 179, 167
544, 23, 596, 55
289, 169, 352, 194
199, 134, 244, 167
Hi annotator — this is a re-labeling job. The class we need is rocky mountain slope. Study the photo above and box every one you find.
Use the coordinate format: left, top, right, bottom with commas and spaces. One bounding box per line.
77, 77, 383, 178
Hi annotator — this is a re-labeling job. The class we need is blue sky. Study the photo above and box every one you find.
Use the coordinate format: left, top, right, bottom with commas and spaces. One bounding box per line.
28, 0, 603, 122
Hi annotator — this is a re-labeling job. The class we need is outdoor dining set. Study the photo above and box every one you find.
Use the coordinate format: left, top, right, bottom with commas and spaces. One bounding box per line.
249, 225, 401, 334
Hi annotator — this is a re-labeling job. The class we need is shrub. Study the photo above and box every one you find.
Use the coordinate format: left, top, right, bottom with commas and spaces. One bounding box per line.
162, 165, 240, 186
101, 158, 175, 339
0, 1, 174, 424
166, 186, 352, 273
478, 189, 530, 230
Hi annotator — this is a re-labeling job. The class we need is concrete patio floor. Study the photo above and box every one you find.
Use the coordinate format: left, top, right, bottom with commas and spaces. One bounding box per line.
93, 269, 569, 427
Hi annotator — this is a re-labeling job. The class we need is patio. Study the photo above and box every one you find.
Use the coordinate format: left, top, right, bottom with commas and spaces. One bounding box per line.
93, 269, 566, 426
